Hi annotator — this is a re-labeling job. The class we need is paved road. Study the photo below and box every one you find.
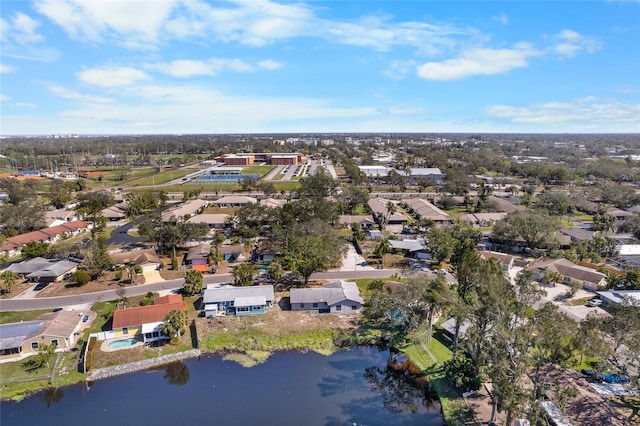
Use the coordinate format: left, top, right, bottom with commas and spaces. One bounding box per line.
0, 270, 400, 312
106, 204, 176, 245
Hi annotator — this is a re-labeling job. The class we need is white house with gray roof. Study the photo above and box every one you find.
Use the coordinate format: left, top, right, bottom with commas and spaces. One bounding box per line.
290, 280, 364, 313
202, 284, 274, 317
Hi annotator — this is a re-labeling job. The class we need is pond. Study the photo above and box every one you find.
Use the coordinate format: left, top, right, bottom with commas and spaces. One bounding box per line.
1, 347, 444, 426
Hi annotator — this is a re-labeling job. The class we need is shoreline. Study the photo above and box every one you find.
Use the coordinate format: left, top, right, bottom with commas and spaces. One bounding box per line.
86, 349, 202, 382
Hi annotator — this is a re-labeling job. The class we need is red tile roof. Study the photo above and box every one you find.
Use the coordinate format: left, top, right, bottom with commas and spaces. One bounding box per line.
112, 295, 187, 328
5, 221, 89, 246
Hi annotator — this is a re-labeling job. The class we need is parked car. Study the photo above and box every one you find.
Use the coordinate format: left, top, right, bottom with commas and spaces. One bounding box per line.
604, 373, 630, 384
34, 282, 49, 291
587, 298, 602, 307
581, 369, 605, 383
82, 315, 89, 323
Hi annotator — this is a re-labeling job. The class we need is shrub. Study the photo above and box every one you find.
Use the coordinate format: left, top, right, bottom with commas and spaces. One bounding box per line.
443, 354, 481, 392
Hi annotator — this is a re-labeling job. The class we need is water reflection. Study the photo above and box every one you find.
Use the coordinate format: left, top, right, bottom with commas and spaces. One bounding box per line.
161, 361, 190, 386
41, 387, 64, 407
364, 365, 438, 414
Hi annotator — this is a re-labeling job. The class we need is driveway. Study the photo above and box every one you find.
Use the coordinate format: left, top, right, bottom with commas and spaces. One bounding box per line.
337, 244, 375, 272
534, 282, 607, 322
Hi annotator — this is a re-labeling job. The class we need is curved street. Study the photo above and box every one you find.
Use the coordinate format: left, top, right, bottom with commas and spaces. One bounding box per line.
0, 269, 400, 312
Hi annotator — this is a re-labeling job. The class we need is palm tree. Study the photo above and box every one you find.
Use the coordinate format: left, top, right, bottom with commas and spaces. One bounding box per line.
1, 271, 16, 294
544, 270, 564, 287
374, 239, 392, 268
232, 263, 258, 286
161, 309, 186, 341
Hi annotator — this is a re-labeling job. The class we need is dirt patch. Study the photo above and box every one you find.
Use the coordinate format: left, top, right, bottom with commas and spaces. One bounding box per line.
196, 292, 360, 348
35, 269, 140, 297
536, 366, 629, 426
358, 240, 410, 269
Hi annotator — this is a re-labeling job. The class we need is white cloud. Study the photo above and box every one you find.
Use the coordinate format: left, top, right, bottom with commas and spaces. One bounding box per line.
33, 0, 469, 55
0, 63, 16, 73
257, 59, 283, 70
48, 84, 113, 103
1, 12, 44, 44
486, 97, 640, 131
382, 60, 418, 80
15, 102, 38, 109
492, 14, 509, 25
551, 29, 602, 58
34, 0, 177, 47
149, 58, 282, 77
76, 66, 150, 87
2, 82, 379, 134
0, 94, 10, 102
0, 13, 58, 61
417, 43, 541, 81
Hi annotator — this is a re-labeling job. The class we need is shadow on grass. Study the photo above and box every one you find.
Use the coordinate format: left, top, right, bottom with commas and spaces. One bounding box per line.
189, 320, 198, 348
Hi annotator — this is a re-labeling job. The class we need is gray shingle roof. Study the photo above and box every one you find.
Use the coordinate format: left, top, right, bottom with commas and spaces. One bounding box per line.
0, 321, 45, 350
26, 259, 79, 279
290, 280, 364, 306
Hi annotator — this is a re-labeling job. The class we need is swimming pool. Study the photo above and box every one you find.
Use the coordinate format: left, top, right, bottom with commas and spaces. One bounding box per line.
108, 338, 139, 349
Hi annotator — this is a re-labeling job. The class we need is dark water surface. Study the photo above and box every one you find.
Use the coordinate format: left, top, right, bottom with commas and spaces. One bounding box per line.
1, 347, 444, 426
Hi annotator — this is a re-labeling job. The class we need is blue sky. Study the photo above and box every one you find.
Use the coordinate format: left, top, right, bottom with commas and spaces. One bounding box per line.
1, 0, 639, 135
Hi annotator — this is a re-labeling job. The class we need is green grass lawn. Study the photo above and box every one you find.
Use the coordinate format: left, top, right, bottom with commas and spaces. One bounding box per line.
272, 181, 300, 192
401, 330, 473, 426
126, 168, 191, 186
0, 309, 53, 325
242, 165, 274, 176
0, 356, 53, 400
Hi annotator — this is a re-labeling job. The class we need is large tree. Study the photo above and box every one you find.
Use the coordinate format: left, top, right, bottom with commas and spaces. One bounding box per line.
297, 166, 338, 199
491, 210, 559, 250
137, 214, 208, 254
231, 262, 258, 286
82, 238, 113, 279
183, 269, 203, 296
283, 221, 346, 286
161, 309, 187, 343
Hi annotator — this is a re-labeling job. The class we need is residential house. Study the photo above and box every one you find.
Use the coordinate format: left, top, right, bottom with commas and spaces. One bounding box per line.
290, 280, 364, 313
486, 196, 524, 213
111, 295, 187, 343
0, 221, 89, 257
201, 284, 275, 317
461, 212, 508, 227
101, 204, 127, 221
44, 209, 78, 227
440, 317, 472, 344
7, 257, 79, 282
186, 213, 232, 230
260, 198, 287, 209
219, 245, 244, 262
368, 198, 410, 225
479, 251, 515, 271
560, 226, 594, 244
161, 199, 208, 222
401, 198, 452, 225
26, 259, 80, 283
338, 215, 376, 230
596, 290, 640, 308
389, 239, 429, 259
211, 195, 257, 208
528, 258, 608, 291
22, 310, 86, 352
0, 310, 86, 358
186, 243, 211, 273
110, 248, 161, 272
